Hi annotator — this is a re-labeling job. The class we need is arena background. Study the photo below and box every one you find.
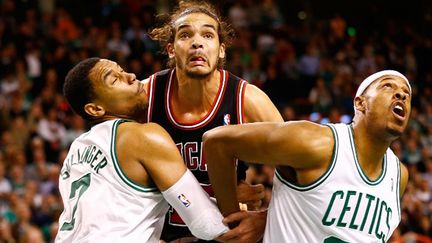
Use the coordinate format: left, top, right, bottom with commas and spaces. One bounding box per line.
0, 0, 431, 242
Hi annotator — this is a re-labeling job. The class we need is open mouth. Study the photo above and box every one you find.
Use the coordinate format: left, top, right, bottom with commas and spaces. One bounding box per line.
189, 56, 206, 63
392, 102, 406, 118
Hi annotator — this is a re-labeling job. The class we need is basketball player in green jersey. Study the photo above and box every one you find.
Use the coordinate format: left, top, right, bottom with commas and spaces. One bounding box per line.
56, 58, 229, 242
204, 70, 410, 242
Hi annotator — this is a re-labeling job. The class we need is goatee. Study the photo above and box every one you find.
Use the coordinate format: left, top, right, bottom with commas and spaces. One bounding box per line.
185, 70, 212, 79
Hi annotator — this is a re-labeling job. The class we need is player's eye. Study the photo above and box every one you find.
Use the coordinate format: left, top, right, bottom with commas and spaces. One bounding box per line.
203, 33, 214, 39
179, 32, 189, 39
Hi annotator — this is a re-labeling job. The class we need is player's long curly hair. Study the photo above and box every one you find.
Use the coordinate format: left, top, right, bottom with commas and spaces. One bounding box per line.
149, 0, 235, 69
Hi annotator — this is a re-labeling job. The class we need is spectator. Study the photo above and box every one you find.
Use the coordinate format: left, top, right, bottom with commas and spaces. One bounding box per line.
0, 1, 429, 241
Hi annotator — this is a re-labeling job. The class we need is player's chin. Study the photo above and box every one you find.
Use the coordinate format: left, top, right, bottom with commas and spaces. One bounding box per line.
186, 68, 212, 79
385, 125, 404, 138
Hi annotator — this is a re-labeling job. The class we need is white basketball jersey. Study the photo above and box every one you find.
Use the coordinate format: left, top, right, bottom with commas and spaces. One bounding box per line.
264, 123, 401, 243
56, 119, 169, 243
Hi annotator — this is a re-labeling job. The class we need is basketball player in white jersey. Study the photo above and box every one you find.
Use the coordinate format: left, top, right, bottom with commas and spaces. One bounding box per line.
56, 57, 229, 242
203, 70, 411, 242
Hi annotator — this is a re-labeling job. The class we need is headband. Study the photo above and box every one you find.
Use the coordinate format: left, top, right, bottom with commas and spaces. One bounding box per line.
355, 70, 411, 97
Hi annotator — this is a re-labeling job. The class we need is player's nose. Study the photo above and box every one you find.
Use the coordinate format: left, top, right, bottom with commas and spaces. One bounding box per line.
394, 91, 407, 101
126, 72, 136, 84
191, 37, 203, 49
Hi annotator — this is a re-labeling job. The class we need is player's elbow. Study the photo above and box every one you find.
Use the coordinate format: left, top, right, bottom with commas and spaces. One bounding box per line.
202, 129, 213, 145
203, 127, 233, 165
203, 127, 224, 150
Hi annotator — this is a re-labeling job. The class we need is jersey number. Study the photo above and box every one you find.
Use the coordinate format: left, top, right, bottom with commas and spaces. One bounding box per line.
60, 173, 91, 231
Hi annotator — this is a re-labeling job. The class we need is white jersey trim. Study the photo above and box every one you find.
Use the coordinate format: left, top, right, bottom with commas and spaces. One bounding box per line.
237, 80, 247, 124
146, 75, 156, 122
110, 119, 158, 192
274, 124, 338, 191
165, 70, 227, 129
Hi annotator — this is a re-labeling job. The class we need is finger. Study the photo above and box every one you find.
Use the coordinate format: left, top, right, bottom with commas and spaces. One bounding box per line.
240, 190, 265, 202
217, 228, 239, 241
254, 189, 266, 200
223, 211, 248, 224
246, 200, 262, 211
237, 180, 248, 185
237, 183, 265, 202
236, 182, 250, 193
251, 183, 265, 193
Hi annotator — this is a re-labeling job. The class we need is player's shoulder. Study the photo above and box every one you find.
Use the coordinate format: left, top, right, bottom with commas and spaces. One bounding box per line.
141, 69, 172, 84
244, 82, 265, 94
152, 69, 172, 79
398, 160, 409, 196
399, 161, 409, 179
120, 122, 166, 135
244, 79, 276, 99
117, 122, 172, 150
224, 70, 242, 81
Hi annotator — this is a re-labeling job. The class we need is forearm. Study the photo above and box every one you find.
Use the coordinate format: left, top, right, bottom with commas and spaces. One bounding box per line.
204, 134, 240, 216
162, 170, 229, 240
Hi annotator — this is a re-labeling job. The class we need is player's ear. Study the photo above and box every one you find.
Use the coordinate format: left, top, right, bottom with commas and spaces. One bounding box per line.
84, 103, 106, 117
219, 43, 225, 59
354, 96, 366, 112
167, 43, 175, 58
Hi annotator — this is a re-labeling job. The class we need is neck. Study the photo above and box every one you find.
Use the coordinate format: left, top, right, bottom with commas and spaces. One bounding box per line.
89, 117, 113, 126
351, 121, 392, 176
89, 114, 144, 127
172, 69, 221, 112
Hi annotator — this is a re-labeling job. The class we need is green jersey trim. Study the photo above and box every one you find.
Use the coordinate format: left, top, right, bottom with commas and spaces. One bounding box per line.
348, 125, 387, 185
275, 124, 338, 191
111, 119, 158, 192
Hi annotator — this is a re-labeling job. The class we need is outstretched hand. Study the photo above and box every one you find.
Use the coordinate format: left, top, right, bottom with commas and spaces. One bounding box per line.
236, 181, 265, 211
216, 210, 267, 243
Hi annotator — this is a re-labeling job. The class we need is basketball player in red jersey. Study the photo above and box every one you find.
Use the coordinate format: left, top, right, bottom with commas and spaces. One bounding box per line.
142, 1, 283, 242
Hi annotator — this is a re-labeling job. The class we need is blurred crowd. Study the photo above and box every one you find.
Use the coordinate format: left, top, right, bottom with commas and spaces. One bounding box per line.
0, 0, 431, 242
